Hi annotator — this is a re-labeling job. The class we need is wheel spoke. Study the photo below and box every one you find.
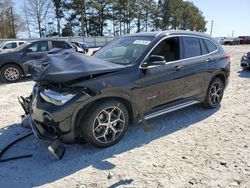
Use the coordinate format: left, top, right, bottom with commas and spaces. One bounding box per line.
93, 123, 107, 132
109, 126, 117, 141
111, 118, 125, 124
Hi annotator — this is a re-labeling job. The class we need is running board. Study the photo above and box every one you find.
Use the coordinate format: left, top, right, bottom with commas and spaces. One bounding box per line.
145, 100, 200, 120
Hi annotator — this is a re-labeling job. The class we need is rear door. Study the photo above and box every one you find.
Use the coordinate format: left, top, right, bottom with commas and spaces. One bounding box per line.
180, 36, 213, 99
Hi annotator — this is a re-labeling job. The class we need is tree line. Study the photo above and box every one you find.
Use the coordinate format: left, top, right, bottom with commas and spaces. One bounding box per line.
0, 0, 207, 38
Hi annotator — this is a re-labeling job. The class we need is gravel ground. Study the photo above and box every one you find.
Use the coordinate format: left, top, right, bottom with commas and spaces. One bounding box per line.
0, 45, 250, 188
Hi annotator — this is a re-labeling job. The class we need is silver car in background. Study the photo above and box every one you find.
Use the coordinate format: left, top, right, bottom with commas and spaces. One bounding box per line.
0, 41, 27, 53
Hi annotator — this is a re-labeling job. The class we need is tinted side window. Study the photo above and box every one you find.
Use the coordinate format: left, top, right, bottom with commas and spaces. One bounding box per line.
52, 41, 67, 49
4, 42, 17, 49
182, 37, 201, 58
150, 37, 180, 62
65, 42, 72, 49
19, 42, 25, 45
203, 39, 217, 53
27, 41, 48, 52
199, 39, 208, 55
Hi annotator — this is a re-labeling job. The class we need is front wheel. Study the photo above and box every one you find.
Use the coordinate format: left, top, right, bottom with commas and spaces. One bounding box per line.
1, 64, 22, 83
202, 77, 225, 108
81, 100, 129, 148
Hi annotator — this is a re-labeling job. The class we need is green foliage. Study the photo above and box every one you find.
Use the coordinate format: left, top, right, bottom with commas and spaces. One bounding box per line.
0, 0, 23, 38
52, 0, 64, 36
60, 0, 207, 36
162, 0, 207, 31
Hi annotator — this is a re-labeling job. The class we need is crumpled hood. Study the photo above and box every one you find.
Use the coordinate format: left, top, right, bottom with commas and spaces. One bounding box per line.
26, 49, 126, 83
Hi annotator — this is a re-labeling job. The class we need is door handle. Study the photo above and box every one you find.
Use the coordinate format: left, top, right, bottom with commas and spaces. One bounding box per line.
173, 66, 182, 71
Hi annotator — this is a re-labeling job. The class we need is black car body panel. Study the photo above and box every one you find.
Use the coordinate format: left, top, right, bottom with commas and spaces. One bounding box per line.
21, 31, 230, 144
27, 49, 126, 83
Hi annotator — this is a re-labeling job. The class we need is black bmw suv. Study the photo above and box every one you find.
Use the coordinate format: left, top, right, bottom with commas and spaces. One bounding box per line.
20, 31, 230, 148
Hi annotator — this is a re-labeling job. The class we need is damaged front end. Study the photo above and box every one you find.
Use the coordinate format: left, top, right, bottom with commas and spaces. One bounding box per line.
19, 49, 125, 143
20, 83, 93, 143
19, 82, 94, 159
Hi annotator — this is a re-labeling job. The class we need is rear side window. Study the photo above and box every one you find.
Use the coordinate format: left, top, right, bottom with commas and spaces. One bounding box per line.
199, 39, 209, 55
52, 41, 69, 49
19, 42, 25, 45
203, 39, 217, 53
182, 37, 201, 58
65, 42, 72, 49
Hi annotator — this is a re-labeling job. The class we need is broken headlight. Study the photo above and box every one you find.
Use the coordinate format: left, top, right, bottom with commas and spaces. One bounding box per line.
40, 90, 76, 106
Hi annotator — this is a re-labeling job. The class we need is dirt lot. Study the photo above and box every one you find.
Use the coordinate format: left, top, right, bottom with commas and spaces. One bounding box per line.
0, 46, 250, 188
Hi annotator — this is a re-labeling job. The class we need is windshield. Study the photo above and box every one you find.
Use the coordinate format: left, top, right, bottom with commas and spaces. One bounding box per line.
94, 36, 154, 65
0, 42, 5, 48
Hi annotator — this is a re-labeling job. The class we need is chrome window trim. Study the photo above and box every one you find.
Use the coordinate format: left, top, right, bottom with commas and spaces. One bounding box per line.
139, 34, 219, 69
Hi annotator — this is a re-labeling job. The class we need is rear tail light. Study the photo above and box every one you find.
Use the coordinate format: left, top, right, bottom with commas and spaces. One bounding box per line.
225, 55, 230, 63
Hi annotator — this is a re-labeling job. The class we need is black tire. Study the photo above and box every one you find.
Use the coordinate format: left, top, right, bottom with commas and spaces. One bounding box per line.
202, 77, 225, 108
81, 100, 129, 148
1, 64, 22, 83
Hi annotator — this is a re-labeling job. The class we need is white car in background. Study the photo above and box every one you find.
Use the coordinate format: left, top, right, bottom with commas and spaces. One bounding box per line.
0, 41, 27, 53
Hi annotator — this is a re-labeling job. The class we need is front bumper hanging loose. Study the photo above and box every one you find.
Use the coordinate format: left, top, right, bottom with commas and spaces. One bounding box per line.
19, 95, 65, 160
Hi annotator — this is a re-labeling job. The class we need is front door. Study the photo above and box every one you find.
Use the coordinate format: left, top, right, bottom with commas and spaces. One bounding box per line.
135, 37, 186, 112
23, 41, 49, 61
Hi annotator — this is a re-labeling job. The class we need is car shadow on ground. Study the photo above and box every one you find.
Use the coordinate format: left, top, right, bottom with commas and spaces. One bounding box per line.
0, 105, 219, 187
238, 69, 250, 78
0, 76, 33, 86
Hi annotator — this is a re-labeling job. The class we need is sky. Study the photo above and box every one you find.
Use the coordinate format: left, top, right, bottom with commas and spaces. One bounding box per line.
189, 0, 250, 37
13, 0, 250, 38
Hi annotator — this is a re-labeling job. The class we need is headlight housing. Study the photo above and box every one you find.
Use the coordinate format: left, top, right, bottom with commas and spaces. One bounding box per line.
40, 89, 76, 106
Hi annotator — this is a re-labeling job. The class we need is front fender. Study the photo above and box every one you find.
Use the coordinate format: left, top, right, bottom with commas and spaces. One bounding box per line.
69, 90, 141, 141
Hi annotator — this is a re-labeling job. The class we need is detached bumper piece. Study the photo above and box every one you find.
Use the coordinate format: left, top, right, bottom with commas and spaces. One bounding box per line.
19, 96, 66, 160
48, 139, 65, 160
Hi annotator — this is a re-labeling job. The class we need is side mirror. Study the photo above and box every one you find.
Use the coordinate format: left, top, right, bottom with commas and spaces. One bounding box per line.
141, 55, 166, 68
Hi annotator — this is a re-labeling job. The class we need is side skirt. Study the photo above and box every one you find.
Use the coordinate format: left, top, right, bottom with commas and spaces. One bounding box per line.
145, 100, 200, 120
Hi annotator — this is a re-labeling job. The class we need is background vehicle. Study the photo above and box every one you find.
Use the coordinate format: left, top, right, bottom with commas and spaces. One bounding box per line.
239, 36, 250, 44
215, 37, 225, 45
21, 31, 230, 149
70, 42, 84, 53
0, 40, 78, 82
71, 41, 89, 54
0, 41, 26, 53
241, 52, 250, 69
223, 37, 241, 45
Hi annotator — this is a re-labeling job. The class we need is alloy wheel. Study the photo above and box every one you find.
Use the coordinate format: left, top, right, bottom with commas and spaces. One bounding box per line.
4, 67, 20, 81
92, 106, 126, 144
209, 82, 223, 105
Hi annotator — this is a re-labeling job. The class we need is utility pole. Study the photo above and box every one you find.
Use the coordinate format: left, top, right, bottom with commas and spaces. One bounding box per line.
210, 20, 213, 36
10, 6, 15, 38
24, 0, 31, 38
232, 30, 234, 37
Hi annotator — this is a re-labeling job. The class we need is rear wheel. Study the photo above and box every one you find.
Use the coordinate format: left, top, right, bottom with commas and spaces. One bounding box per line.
202, 77, 224, 108
1, 64, 22, 83
81, 100, 129, 148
